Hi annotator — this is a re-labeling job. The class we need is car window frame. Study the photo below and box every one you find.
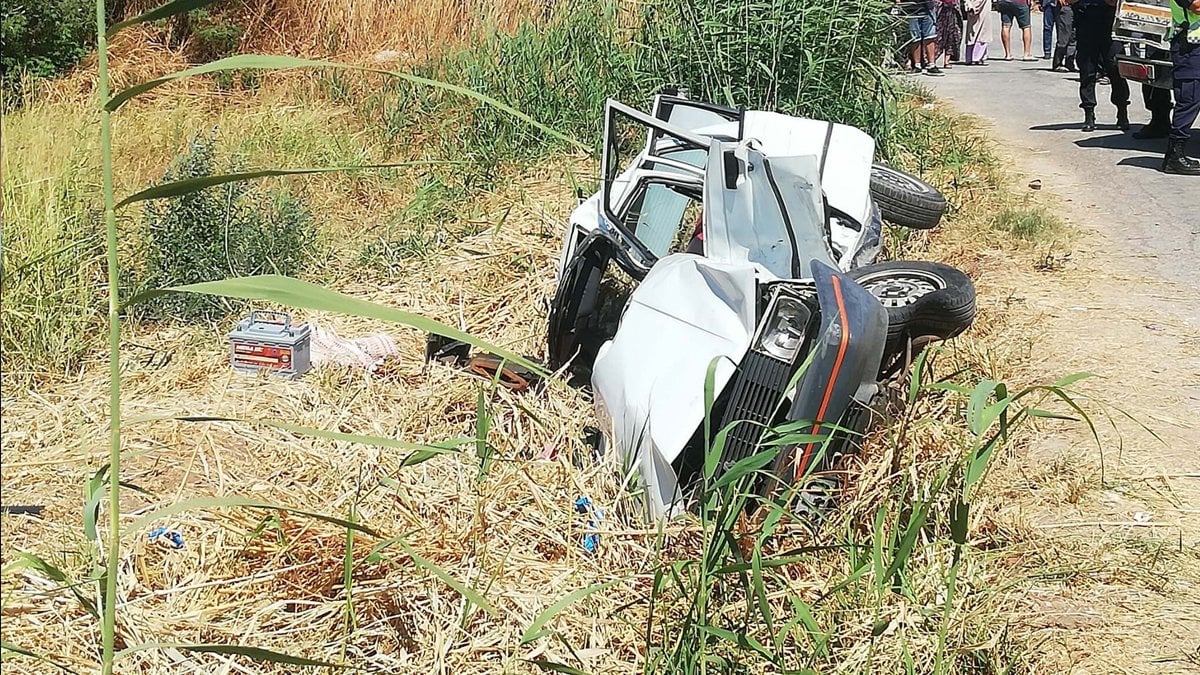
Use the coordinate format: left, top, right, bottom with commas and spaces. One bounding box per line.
601, 100, 710, 266
612, 172, 705, 263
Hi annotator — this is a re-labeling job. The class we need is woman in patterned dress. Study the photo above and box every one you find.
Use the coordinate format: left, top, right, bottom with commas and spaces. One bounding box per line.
936, 0, 964, 68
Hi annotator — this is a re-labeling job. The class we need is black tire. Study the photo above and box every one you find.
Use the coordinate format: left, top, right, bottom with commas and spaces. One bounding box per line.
869, 164, 947, 230
546, 240, 607, 372
849, 261, 976, 352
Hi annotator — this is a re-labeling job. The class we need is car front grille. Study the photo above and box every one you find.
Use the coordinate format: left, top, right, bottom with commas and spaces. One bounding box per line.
714, 349, 793, 476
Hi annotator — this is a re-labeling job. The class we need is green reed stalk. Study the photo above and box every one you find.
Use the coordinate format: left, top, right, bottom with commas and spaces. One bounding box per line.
93, 0, 121, 672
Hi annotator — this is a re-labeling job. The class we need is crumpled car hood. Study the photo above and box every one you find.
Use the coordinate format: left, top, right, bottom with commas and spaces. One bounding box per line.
591, 254, 758, 517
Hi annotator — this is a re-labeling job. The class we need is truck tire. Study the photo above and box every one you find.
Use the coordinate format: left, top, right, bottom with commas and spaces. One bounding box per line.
869, 164, 947, 230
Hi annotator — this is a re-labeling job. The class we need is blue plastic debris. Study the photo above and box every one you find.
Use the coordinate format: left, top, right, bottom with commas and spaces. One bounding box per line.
148, 526, 184, 550
574, 496, 603, 553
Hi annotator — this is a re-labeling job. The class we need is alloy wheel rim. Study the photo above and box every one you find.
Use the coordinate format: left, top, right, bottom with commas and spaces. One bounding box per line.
857, 270, 944, 308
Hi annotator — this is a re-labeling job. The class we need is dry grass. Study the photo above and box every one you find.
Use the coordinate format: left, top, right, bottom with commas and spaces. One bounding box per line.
2, 158, 633, 674
240, 0, 556, 60
40, 0, 562, 112
0, 100, 1097, 674
4, 40, 1197, 673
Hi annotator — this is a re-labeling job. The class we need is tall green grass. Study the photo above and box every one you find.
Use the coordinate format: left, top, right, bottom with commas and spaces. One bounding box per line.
0, 105, 105, 379
640, 0, 898, 139
444, 1, 643, 161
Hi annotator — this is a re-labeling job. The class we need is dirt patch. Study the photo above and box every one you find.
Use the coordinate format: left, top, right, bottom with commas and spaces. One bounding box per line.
973, 175, 1200, 673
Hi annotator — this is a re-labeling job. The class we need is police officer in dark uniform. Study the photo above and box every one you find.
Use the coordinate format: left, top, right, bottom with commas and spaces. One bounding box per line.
1163, 0, 1200, 174
1066, 0, 1130, 132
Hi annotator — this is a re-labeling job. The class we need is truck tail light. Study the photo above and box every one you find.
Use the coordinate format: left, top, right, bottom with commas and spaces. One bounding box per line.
1118, 62, 1154, 82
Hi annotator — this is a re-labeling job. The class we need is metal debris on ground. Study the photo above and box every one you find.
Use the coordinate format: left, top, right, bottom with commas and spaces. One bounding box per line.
424, 333, 541, 392
1, 505, 45, 517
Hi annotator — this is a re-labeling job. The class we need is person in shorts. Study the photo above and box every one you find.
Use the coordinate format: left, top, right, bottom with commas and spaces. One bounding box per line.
997, 0, 1036, 60
899, 0, 944, 74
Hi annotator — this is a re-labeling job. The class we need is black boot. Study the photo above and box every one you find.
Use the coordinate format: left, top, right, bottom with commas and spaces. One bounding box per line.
1065, 56, 1076, 72
1052, 47, 1065, 71
1082, 109, 1096, 132
1133, 116, 1170, 140
1163, 139, 1200, 175
1116, 106, 1131, 131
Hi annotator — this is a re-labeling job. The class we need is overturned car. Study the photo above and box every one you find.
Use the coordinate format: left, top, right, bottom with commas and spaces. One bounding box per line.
546, 94, 976, 518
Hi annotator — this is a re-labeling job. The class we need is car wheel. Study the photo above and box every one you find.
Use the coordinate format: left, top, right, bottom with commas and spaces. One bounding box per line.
869, 164, 947, 230
849, 260, 976, 352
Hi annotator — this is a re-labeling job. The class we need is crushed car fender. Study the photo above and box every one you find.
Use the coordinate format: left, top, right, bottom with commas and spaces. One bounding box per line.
591, 254, 757, 517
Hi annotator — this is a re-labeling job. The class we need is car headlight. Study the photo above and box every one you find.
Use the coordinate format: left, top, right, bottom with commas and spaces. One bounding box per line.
755, 294, 811, 362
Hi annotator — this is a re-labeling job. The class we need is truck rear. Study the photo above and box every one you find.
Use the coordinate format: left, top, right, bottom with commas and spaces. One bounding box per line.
1114, 0, 1175, 89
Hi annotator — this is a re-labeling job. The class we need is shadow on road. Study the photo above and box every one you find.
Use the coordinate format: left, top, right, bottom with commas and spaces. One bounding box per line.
1030, 122, 1085, 131
1116, 155, 1165, 170
1075, 133, 1165, 151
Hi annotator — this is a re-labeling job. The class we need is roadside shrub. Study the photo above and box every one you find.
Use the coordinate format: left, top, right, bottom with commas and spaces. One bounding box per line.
442, 1, 644, 163
1, 0, 95, 105
639, 0, 897, 138
139, 136, 319, 321
187, 7, 243, 61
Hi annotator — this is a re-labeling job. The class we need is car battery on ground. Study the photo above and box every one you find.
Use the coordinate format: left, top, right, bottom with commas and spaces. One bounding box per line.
228, 311, 312, 379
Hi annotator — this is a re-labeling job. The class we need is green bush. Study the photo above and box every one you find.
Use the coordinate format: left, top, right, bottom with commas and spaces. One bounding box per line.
139, 137, 319, 321
639, 0, 897, 139
439, 1, 644, 163
1, 0, 95, 103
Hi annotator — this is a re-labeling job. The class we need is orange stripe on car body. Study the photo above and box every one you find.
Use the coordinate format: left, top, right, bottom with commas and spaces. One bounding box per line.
794, 274, 851, 483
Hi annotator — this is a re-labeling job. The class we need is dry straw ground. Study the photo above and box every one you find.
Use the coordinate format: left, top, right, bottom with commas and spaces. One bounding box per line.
3, 4, 1198, 674
4, 96, 1178, 673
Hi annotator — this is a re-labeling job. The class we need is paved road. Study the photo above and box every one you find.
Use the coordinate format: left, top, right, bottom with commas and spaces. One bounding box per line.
921, 13, 1199, 290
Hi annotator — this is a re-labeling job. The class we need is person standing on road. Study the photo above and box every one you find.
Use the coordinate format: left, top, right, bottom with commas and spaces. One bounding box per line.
1135, 48, 1173, 139
1162, 0, 1200, 173
1042, 0, 1060, 59
898, 0, 945, 74
997, 0, 1036, 60
1046, 0, 1078, 70
964, 0, 992, 64
936, 0, 964, 68
1067, 0, 1130, 132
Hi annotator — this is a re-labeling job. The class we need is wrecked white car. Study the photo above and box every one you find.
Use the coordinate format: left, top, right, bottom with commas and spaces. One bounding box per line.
546, 94, 976, 518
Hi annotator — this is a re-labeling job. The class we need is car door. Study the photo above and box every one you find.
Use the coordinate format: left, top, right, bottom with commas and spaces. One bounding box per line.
701, 138, 837, 280
600, 100, 711, 269
547, 101, 714, 376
